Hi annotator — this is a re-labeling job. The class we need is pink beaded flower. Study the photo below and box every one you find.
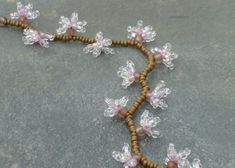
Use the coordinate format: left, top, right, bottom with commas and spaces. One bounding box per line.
117, 60, 140, 88
56, 12, 87, 35
112, 143, 139, 168
136, 110, 161, 138
22, 29, 54, 48
127, 20, 156, 43
147, 80, 171, 110
104, 96, 128, 118
165, 144, 202, 168
10, 2, 40, 21
83, 32, 114, 57
151, 43, 178, 70
166, 143, 191, 168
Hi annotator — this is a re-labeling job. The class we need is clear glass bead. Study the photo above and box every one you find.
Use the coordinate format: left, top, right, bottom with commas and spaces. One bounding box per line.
10, 2, 40, 20
127, 20, 156, 43
22, 29, 54, 48
56, 12, 87, 35
192, 158, 202, 168
148, 80, 171, 110
104, 96, 128, 117
151, 43, 178, 70
112, 143, 139, 168
83, 32, 114, 57
117, 60, 139, 88
139, 110, 161, 138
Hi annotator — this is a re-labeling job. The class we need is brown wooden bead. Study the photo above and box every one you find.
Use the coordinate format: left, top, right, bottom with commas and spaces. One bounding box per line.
0, 16, 6, 26
128, 40, 134, 45
84, 37, 88, 41
88, 38, 93, 43
131, 135, 138, 141
75, 36, 80, 40
136, 42, 142, 48
79, 37, 84, 42
117, 40, 122, 45
65, 36, 69, 41
166, 161, 178, 168
68, 35, 73, 40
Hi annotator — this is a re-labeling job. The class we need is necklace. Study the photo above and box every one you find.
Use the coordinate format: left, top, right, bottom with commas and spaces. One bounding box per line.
0, 2, 202, 168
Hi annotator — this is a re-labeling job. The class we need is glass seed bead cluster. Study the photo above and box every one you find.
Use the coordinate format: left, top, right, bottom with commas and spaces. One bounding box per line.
0, 2, 202, 168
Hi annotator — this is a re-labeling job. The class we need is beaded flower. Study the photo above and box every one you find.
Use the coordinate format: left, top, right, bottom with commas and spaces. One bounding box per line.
147, 80, 171, 110
136, 110, 161, 138
22, 29, 54, 48
104, 96, 128, 118
56, 12, 87, 35
127, 20, 156, 43
117, 60, 139, 88
165, 144, 202, 168
166, 143, 191, 168
151, 43, 178, 70
10, 2, 40, 21
83, 32, 114, 57
112, 143, 139, 168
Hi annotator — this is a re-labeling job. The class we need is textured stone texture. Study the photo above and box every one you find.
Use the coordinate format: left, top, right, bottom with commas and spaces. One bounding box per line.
0, 0, 234, 168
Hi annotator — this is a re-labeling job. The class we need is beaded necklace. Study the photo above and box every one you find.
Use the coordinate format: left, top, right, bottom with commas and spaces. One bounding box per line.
0, 2, 202, 168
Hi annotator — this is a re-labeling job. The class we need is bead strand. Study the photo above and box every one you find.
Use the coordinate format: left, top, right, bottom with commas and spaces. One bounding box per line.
1, 4, 200, 166
0, 18, 165, 168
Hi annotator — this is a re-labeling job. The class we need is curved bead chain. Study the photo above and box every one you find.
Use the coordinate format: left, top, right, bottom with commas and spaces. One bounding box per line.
0, 3, 201, 167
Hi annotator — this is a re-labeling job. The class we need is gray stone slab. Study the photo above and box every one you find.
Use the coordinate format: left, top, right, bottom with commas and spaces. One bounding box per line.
0, 0, 234, 168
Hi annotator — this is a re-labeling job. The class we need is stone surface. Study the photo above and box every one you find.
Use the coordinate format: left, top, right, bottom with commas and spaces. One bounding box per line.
0, 0, 234, 168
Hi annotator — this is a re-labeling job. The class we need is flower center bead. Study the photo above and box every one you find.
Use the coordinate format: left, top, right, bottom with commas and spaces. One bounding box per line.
167, 161, 178, 168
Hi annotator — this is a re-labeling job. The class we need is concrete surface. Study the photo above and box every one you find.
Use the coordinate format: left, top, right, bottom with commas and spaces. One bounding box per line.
0, 0, 234, 168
